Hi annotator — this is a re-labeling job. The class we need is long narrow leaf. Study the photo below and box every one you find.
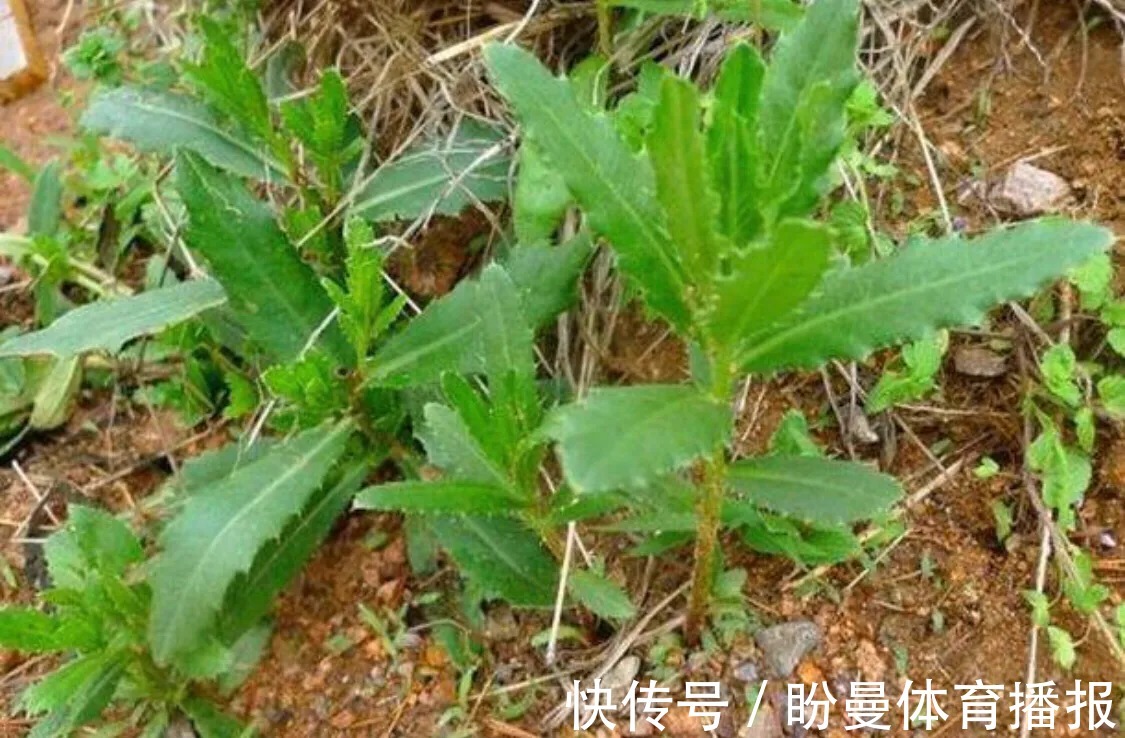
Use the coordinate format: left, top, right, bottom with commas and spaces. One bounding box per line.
740, 220, 1114, 373
485, 43, 690, 329
0, 280, 227, 358
148, 421, 353, 665
81, 87, 286, 181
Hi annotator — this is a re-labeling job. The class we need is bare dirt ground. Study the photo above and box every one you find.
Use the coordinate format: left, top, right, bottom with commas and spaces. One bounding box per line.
0, 2, 1123, 738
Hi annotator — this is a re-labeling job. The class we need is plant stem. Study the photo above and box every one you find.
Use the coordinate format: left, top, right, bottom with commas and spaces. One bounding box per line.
685, 450, 726, 645
595, 0, 612, 56
685, 355, 734, 645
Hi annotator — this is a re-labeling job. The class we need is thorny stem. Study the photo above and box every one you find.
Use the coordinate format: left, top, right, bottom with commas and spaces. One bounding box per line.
685, 354, 734, 645
685, 451, 727, 645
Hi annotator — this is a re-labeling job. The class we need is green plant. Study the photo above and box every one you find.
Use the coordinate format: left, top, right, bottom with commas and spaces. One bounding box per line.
484, 0, 1111, 639
0, 507, 251, 737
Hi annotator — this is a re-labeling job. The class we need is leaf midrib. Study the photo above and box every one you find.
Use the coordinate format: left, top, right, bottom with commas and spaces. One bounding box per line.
100, 90, 285, 180
740, 246, 1075, 368
153, 423, 348, 659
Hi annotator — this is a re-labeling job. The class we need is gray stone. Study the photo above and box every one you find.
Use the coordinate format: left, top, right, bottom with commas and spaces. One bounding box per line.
732, 660, 760, 683
991, 162, 1070, 215
754, 620, 822, 678
954, 346, 1007, 377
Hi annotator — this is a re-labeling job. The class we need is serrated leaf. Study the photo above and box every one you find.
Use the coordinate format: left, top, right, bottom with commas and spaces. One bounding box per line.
707, 219, 830, 353
568, 569, 636, 620
545, 385, 731, 493
1027, 418, 1090, 529
0, 280, 226, 358
1040, 344, 1081, 407
758, 0, 859, 217
739, 220, 1113, 373
504, 232, 593, 328
1069, 253, 1112, 310
218, 461, 367, 641
368, 278, 482, 387
148, 420, 352, 666
166, 439, 277, 498
176, 152, 350, 365
185, 18, 273, 144
27, 656, 124, 738
1098, 375, 1125, 418
0, 608, 68, 652
418, 402, 509, 487
708, 44, 766, 243
866, 331, 947, 413
46, 506, 143, 587
485, 43, 690, 329
369, 264, 533, 387
429, 516, 557, 607
355, 480, 525, 515
349, 122, 510, 222
1023, 590, 1051, 627
648, 74, 721, 280
20, 654, 110, 715
1047, 625, 1076, 670
728, 454, 901, 525
81, 87, 286, 181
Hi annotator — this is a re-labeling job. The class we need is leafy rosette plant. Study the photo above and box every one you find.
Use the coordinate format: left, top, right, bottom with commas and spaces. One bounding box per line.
484, 0, 1112, 638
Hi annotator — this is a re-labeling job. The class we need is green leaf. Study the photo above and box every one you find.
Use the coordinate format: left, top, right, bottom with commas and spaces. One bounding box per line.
1027, 418, 1090, 529
1069, 253, 1112, 310
504, 233, 593, 328
349, 122, 510, 222
768, 409, 821, 457
648, 74, 721, 281
81, 87, 286, 181
28, 656, 125, 738
0, 143, 35, 182
485, 43, 690, 329
0, 608, 67, 652
1022, 589, 1050, 627
608, 0, 803, 30
429, 516, 557, 607
28, 161, 63, 237
545, 385, 731, 493
369, 264, 533, 387
0, 280, 226, 358
165, 440, 277, 498
757, 0, 859, 217
47, 506, 143, 586
176, 152, 350, 365
728, 454, 902, 525
1109, 328, 1125, 358
568, 569, 636, 621
355, 480, 525, 515
184, 18, 273, 144
866, 331, 947, 413
513, 143, 570, 244
148, 420, 353, 666
1047, 625, 1076, 670
182, 697, 248, 738
739, 220, 1113, 373
708, 43, 766, 244
418, 403, 509, 488
21, 654, 111, 715
1040, 344, 1081, 407
218, 461, 367, 641
1097, 374, 1125, 418
28, 356, 82, 430
368, 278, 482, 387
706, 219, 831, 353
